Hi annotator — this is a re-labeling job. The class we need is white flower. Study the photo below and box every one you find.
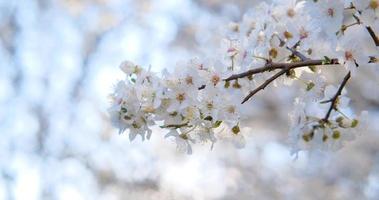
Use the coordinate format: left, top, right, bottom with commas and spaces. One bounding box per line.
298, 72, 327, 102
193, 127, 217, 148
305, 0, 344, 36
119, 60, 141, 75
217, 95, 241, 125
199, 86, 222, 122
108, 81, 132, 131
289, 108, 354, 153
289, 92, 364, 154
318, 85, 350, 117
202, 60, 228, 87
128, 116, 153, 141
173, 60, 206, 89
108, 0, 374, 155
276, 23, 301, 48
165, 84, 197, 113
354, 0, 379, 26
165, 129, 195, 154
273, 0, 306, 22
134, 72, 163, 110
337, 35, 369, 76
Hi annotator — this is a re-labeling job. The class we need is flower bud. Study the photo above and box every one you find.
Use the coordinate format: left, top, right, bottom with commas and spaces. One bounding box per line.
351, 119, 359, 128
332, 130, 341, 139
322, 134, 328, 142
232, 125, 240, 135
338, 118, 356, 128
232, 80, 242, 89
302, 130, 314, 142
224, 81, 230, 88
306, 81, 315, 91
336, 116, 344, 123
120, 60, 136, 75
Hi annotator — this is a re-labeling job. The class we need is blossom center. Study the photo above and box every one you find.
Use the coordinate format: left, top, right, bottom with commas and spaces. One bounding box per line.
176, 93, 186, 103
179, 133, 189, 140
227, 106, 236, 114
287, 8, 295, 18
185, 76, 193, 85
344, 51, 354, 61
134, 66, 142, 74
302, 131, 314, 142
269, 48, 278, 58
299, 27, 309, 39
206, 102, 213, 110
370, 0, 379, 9
211, 75, 221, 85
132, 122, 141, 129
327, 8, 335, 17
284, 31, 293, 39
143, 106, 155, 113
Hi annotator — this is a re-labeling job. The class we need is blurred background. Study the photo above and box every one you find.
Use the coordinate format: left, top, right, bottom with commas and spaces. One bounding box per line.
1, 0, 379, 199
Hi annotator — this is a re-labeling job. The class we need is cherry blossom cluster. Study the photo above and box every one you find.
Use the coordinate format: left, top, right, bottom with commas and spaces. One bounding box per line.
109, 0, 378, 154
108, 59, 247, 154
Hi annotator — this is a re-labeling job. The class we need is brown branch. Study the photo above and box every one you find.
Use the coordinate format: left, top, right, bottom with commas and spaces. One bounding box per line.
241, 69, 288, 104
286, 46, 309, 61
322, 72, 351, 122
161, 122, 190, 129
231, 42, 341, 104
225, 59, 338, 82
366, 26, 379, 46
277, 37, 308, 61
349, 5, 379, 46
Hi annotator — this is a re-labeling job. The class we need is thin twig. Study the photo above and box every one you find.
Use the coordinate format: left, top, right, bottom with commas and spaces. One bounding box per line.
198, 85, 205, 90
241, 69, 288, 104
225, 59, 338, 82
366, 26, 379, 46
286, 46, 309, 61
348, 5, 379, 46
161, 122, 190, 129
237, 45, 339, 104
322, 71, 351, 122
278, 37, 308, 62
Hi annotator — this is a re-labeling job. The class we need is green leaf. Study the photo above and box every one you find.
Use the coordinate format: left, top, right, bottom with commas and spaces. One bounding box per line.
213, 121, 223, 128
308, 65, 316, 72
322, 56, 331, 65
306, 82, 315, 91
121, 107, 128, 113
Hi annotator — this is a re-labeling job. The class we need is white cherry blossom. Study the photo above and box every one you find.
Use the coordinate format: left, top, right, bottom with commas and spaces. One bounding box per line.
109, 0, 378, 155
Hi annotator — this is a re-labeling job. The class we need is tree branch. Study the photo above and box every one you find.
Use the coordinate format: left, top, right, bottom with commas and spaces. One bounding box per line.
161, 122, 190, 129
241, 69, 288, 104
349, 4, 379, 47
225, 59, 338, 82
286, 46, 309, 61
234, 45, 339, 104
366, 26, 379, 46
323, 71, 351, 122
